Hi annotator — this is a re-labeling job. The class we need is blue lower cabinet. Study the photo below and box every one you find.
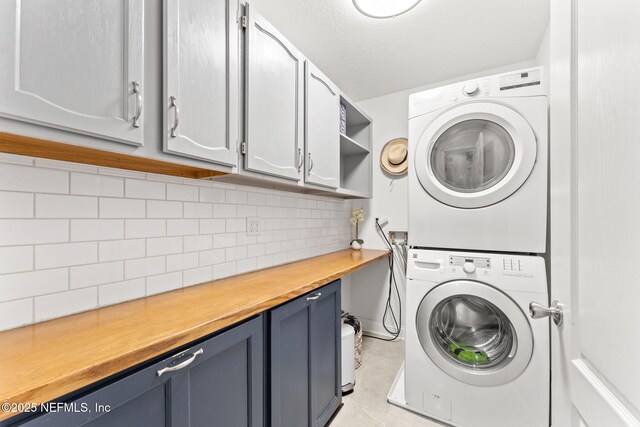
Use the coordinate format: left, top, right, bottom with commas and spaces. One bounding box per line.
12, 315, 264, 427
269, 280, 342, 427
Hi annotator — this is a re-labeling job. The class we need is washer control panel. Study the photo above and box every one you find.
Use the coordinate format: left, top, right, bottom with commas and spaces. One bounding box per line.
449, 255, 491, 276
502, 257, 534, 277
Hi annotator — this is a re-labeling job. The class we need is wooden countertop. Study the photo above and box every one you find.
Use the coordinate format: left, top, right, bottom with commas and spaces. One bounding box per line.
0, 249, 389, 421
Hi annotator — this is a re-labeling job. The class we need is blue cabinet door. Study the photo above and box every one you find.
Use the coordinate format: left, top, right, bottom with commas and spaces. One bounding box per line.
269, 280, 341, 427
11, 316, 264, 427
309, 281, 341, 427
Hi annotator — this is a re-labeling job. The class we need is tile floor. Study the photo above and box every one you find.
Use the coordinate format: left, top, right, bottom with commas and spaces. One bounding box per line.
331, 336, 444, 427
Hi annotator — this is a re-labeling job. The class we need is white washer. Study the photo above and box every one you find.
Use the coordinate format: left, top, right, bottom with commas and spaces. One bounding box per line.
401, 248, 549, 427
408, 67, 548, 253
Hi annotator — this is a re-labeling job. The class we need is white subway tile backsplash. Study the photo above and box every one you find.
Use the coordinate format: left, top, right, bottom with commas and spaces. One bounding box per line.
212, 261, 236, 280
0, 192, 33, 218
226, 190, 247, 204
236, 205, 257, 218
237, 257, 257, 274
184, 202, 212, 219
98, 279, 145, 305
183, 266, 212, 287
0, 163, 68, 194
70, 261, 124, 289
0, 268, 68, 302
0, 298, 33, 330
200, 219, 225, 234
71, 219, 124, 242
0, 156, 352, 329
213, 233, 237, 249
199, 248, 225, 266
147, 237, 182, 257
166, 252, 199, 272
70, 173, 123, 197
167, 219, 199, 236
247, 192, 266, 206
36, 194, 97, 218
0, 153, 33, 166
183, 235, 212, 253
167, 183, 199, 202
199, 187, 225, 203
125, 256, 165, 280
0, 219, 68, 246
99, 239, 145, 262
146, 272, 182, 295
147, 200, 183, 218
212, 204, 236, 218
0, 246, 33, 274
226, 218, 246, 233
100, 198, 145, 218
125, 179, 165, 200
35, 288, 97, 322
125, 219, 166, 239
226, 245, 247, 262
36, 242, 97, 269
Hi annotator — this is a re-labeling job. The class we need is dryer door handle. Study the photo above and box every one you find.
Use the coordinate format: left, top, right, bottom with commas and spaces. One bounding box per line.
529, 300, 563, 326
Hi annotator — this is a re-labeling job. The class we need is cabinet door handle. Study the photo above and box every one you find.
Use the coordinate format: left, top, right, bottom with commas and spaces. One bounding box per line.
298, 148, 304, 172
308, 153, 314, 172
306, 292, 321, 301
132, 81, 142, 128
156, 348, 203, 377
169, 96, 180, 138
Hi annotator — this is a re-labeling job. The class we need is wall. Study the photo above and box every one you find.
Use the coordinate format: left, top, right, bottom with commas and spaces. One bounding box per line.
346, 59, 542, 338
0, 153, 352, 331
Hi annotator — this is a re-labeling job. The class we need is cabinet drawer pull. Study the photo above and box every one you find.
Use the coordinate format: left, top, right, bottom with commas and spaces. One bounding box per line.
169, 96, 180, 138
306, 292, 321, 301
308, 153, 314, 172
157, 348, 203, 377
132, 81, 142, 128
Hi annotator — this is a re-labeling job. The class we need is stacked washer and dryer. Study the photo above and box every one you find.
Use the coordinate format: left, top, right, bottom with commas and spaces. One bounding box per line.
388, 68, 551, 427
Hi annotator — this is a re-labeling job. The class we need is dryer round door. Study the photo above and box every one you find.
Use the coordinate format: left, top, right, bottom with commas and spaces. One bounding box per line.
414, 102, 538, 208
416, 280, 533, 386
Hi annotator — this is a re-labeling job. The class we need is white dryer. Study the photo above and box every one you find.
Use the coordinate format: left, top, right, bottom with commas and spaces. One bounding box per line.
398, 249, 549, 426
408, 68, 548, 253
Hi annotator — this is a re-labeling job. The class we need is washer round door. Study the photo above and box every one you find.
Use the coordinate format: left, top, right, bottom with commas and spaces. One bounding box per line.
414, 101, 538, 208
416, 280, 533, 386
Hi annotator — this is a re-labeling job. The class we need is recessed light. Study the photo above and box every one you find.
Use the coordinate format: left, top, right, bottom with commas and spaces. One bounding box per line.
352, 0, 422, 19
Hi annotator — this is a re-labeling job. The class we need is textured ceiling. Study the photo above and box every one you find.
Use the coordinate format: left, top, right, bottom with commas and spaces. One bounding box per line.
247, 0, 550, 101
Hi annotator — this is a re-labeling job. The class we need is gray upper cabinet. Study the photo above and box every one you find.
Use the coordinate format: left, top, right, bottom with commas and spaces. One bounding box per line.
244, 4, 305, 182
0, 0, 145, 146
163, 0, 239, 166
305, 61, 340, 189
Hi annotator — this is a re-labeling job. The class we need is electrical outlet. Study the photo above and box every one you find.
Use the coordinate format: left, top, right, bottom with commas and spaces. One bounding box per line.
247, 217, 262, 236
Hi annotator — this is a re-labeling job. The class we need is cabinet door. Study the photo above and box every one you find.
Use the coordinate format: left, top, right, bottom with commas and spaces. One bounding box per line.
0, 0, 144, 146
270, 295, 311, 427
164, 0, 239, 166
305, 61, 340, 189
270, 280, 342, 427
173, 315, 264, 427
245, 5, 304, 181
18, 352, 177, 426
309, 281, 341, 427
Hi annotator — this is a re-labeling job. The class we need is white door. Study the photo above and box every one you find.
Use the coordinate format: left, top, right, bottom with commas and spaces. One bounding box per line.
550, 1, 640, 425
414, 102, 540, 208
164, 0, 239, 166
0, 0, 144, 146
305, 61, 340, 189
244, 4, 304, 181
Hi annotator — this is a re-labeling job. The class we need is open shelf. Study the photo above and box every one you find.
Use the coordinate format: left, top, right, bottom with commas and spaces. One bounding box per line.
340, 133, 369, 156
338, 94, 372, 198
